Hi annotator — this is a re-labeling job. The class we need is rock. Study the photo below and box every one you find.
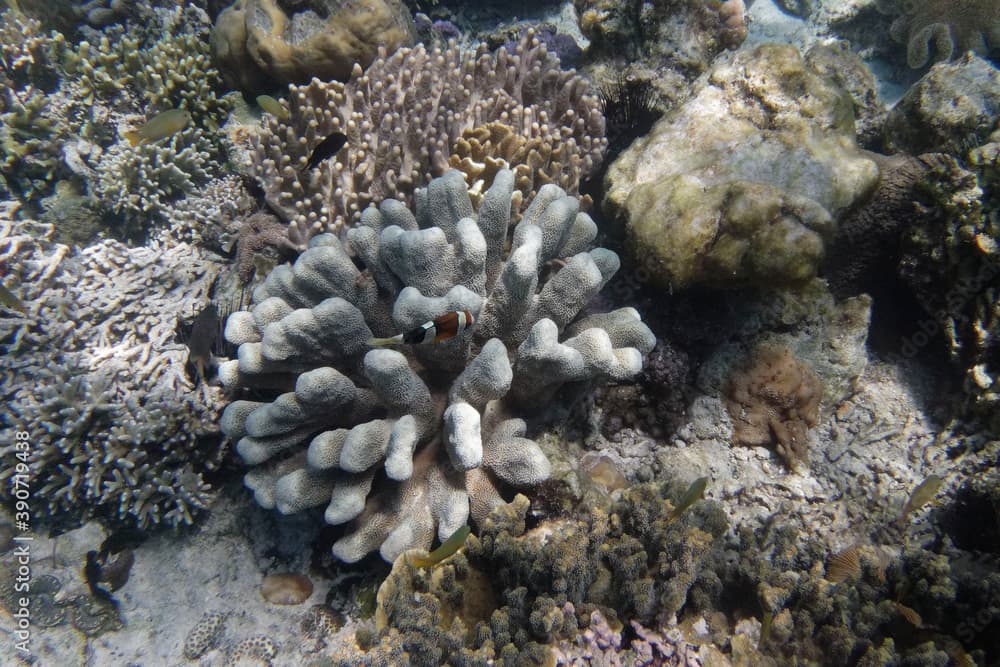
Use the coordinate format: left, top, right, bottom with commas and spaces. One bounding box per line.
605, 43, 880, 291
884, 53, 1000, 156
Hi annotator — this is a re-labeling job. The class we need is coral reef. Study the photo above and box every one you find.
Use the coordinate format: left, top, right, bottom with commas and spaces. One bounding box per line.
605, 43, 880, 291
0, 6, 234, 229
823, 153, 950, 298
724, 345, 823, 470
344, 482, 728, 666
0, 203, 227, 529
211, 0, 415, 92
884, 54, 1000, 156
574, 0, 747, 69
250, 29, 606, 247
877, 0, 1000, 68
219, 169, 655, 562
895, 140, 1000, 421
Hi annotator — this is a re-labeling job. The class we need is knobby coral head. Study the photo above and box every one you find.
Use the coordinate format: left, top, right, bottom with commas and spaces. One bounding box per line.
219, 169, 655, 562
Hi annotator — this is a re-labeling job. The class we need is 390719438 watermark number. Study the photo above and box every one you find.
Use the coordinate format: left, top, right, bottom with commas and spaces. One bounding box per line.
10, 430, 34, 657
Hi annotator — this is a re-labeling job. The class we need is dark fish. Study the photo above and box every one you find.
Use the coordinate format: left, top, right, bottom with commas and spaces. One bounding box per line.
84, 551, 117, 606
368, 310, 475, 346
302, 132, 348, 171
187, 304, 219, 384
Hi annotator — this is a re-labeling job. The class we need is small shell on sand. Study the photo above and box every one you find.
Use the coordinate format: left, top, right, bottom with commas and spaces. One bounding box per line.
260, 573, 314, 605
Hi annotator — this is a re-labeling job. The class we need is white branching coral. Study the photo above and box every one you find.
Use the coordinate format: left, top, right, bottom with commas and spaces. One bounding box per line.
250, 29, 607, 248
0, 202, 227, 528
219, 170, 654, 562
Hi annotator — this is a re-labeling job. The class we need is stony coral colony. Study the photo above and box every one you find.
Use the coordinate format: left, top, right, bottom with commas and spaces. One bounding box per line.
1, 0, 1000, 665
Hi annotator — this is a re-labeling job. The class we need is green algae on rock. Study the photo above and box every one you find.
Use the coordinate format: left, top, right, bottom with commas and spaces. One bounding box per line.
605, 43, 880, 292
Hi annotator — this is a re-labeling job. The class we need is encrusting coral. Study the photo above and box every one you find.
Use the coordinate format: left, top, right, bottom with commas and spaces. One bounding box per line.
723, 345, 822, 469
219, 169, 655, 563
877, 0, 1000, 68
250, 29, 606, 248
0, 202, 227, 529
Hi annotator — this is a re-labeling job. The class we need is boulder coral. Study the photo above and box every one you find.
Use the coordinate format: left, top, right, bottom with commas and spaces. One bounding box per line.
210, 0, 415, 92
219, 169, 655, 563
605, 43, 880, 291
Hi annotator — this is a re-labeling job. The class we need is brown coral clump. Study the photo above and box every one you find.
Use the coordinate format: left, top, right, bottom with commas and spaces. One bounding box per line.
880, 0, 1000, 68
211, 0, 415, 91
724, 345, 822, 469
448, 122, 595, 217
250, 30, 607, 247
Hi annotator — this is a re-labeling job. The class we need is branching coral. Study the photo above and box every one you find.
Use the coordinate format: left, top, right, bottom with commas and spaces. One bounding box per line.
878, 0, 1000, 68
250, 29, 606, 248
219, 169, 654, 562
340, 480, 728, 665
0, 204, 227, 528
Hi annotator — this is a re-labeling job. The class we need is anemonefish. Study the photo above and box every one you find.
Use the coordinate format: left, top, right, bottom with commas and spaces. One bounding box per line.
368, 310, 475, 346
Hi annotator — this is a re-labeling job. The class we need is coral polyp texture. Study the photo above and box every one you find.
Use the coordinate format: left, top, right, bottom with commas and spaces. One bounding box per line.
877, 0, 1000, 68
250, 30, 607, 248
0, 203, 226, 529
219, 169, 655, 562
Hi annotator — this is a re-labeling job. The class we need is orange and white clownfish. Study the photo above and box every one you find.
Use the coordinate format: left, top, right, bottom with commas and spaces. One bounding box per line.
367, 310, 475, 346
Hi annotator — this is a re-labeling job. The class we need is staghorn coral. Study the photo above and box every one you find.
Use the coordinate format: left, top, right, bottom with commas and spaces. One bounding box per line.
93, 126, 219, 226
210, 0, 415, 92
878, 0, 1000, 68
723, 345, 822, 470
0, 203, 227, 529
0, 12, 70, 203
250, 29, 606, 247
219, 169, 654, 562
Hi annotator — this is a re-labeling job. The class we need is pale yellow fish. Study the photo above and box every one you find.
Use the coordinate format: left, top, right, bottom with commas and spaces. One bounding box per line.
4, 0, 22, 15
255, 95, 289, 120
123, 109, 192, 147
899, 474, 944, 522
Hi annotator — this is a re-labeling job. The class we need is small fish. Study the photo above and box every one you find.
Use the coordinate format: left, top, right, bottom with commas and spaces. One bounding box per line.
758, 609, 773, 648
123, 109, 192, 146
256, 95, 289, 120
893, 601, 923, 627
368, 310, 475, 346
899, 475, 944, 523
302, 132, 348, 171
186, 304, 219, 384
667, 476, 709, 523
0, 282, 25, 313
408, 525, 472, 568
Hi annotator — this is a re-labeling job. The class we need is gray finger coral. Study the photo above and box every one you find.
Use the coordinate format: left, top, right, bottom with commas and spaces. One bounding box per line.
250, 29, 606, 248
878, 0, 1000, 68
219, 169, 655, 563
